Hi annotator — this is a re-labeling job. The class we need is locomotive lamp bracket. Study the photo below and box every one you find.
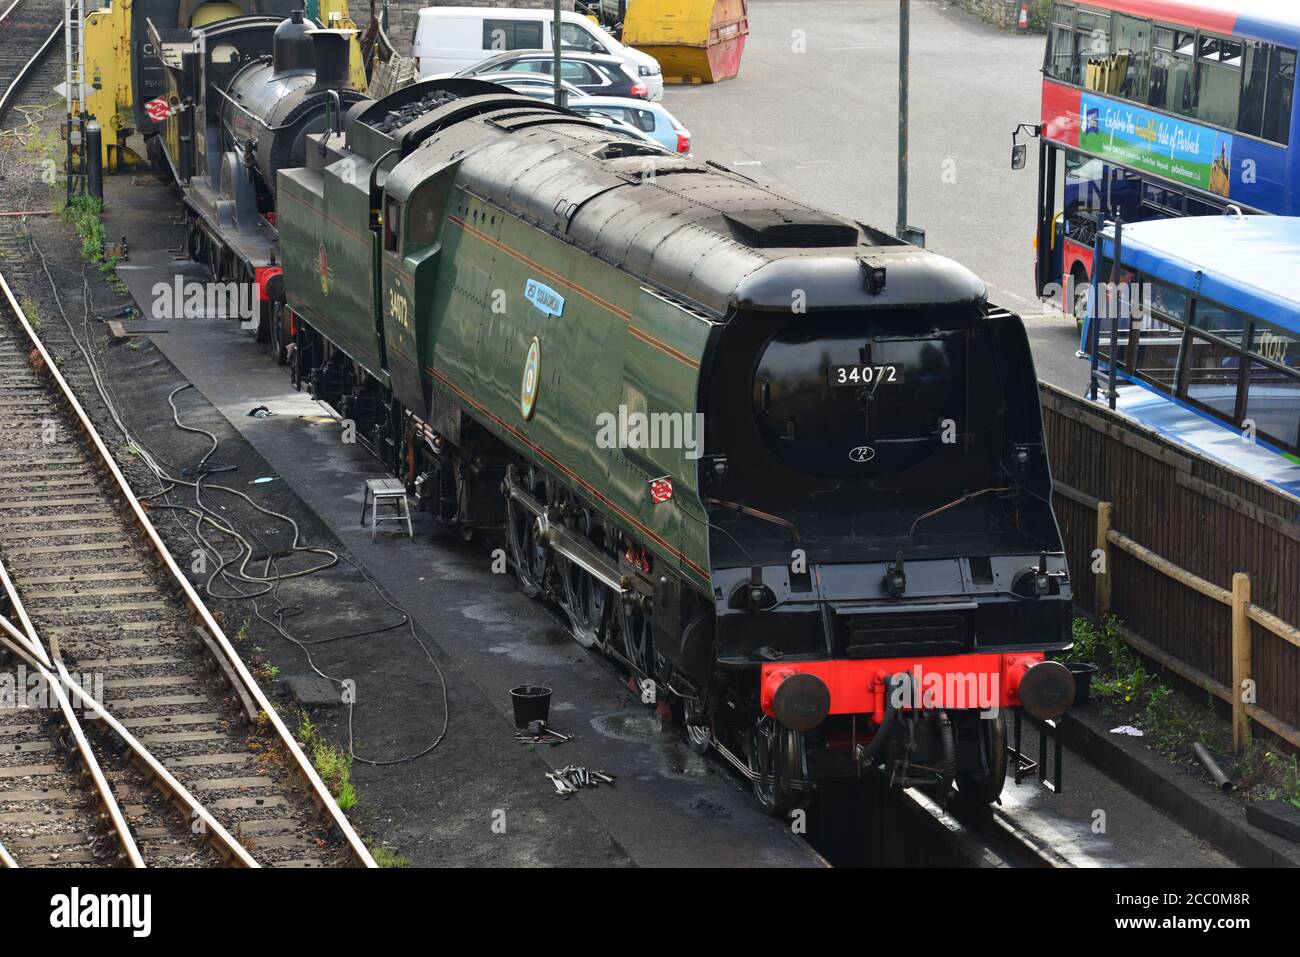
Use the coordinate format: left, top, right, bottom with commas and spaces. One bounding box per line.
702, 454, 728, 484
884, 551, 906, 596
857, 256, 887, 295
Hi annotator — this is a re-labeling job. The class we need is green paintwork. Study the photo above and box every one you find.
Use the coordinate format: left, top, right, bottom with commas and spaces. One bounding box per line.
279, 161, 389, 385
283, 161, 716, 590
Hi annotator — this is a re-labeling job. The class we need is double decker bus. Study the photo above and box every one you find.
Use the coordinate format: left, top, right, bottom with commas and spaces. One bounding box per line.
1020, 1, 1300, 321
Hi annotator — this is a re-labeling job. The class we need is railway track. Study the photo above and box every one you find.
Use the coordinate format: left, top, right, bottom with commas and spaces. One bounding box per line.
0, 16, 374, 866
0, 267, 374, 868
904, 787, 1071, 868
0, 0, 63, 120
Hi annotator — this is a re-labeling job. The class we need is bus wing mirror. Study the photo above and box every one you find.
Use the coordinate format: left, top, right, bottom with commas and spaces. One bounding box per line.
1011, 143, 1028, 171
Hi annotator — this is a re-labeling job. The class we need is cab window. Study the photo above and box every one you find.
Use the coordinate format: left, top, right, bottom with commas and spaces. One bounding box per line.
383, 196, 402, 254
406, 186, 442, 251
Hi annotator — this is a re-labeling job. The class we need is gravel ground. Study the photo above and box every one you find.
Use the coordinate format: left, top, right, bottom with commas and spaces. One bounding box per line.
0, 56, 353, 868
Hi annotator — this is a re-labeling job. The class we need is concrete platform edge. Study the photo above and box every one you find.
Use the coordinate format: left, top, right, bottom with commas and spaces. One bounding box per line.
1060, 709, 1299, 868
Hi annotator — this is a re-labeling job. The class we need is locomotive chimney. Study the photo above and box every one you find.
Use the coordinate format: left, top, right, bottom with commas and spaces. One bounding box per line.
307, 29, 355, 93
272, 10, 314, 76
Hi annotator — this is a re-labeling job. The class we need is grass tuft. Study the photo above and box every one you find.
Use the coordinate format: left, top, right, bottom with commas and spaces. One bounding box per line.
297, 711, 359, 813
369, 846, 410, 868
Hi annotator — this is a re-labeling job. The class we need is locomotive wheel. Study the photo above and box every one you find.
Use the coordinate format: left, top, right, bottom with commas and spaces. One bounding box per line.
682, 694, 712, 755
748, 713, 806, 816
561, 508, 610, 648
506, 468, 548, 598
617, 601, 654, 678
268, 303, 288, 364
254, 298, 272, 344
187, 222, 205, 263
955, 712, 1008, 805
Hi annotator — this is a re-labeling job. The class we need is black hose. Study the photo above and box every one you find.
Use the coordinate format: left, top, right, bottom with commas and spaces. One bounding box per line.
859, 672, 905, 764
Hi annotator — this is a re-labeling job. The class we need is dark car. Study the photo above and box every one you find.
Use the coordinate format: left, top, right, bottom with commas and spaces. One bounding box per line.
456, 49, 649, 99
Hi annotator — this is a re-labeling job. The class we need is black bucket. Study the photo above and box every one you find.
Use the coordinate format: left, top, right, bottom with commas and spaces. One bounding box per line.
1066, 662, 1098, 707
510, 684, 552, 728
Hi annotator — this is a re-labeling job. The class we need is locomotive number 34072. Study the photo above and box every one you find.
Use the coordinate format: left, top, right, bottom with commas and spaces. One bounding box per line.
828, 364, 905, 387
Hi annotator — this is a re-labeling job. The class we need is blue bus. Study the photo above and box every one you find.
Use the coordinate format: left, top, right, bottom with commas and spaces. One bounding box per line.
1029, 0, 1300, 320
1081, 214, 1300, 498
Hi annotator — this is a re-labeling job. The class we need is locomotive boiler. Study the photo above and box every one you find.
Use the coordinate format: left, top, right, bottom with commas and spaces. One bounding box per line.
148, 12, 364, 346
263, 78, 1079, 814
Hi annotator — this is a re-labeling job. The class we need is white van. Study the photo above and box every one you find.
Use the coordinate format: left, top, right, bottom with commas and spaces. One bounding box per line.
410, 7, 663, 100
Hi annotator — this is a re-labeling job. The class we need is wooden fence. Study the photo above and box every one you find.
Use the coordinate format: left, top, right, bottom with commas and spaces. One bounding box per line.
1040, 383, 1300, 752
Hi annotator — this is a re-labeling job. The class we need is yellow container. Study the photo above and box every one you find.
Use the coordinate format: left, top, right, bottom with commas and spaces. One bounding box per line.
621, 0, 748, 84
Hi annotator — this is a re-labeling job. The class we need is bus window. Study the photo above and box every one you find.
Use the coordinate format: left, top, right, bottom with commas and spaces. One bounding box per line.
1264, 48, 1296, 145
1065, 153, 1143, 229
1113, 14, 1152, 101
1141, 181, 1182, 217
1190, 300, 1247, 344
1150, 29, 1195, 117
1195, 35, 1244, 130
1148, 279, 1189, 326
1185, 196, 1225, 217
1181, 332, 1244, 423
1251, 322, 1300, 370
1047, 3, 1078, 83
1130, 277, 1186, 389
1239, 42, 1270, 138
1244, 360, 1300, 452
1074, 9, 1110, 84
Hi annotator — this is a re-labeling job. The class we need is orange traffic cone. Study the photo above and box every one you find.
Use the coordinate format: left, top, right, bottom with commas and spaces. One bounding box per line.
1018, 3, 1029, 33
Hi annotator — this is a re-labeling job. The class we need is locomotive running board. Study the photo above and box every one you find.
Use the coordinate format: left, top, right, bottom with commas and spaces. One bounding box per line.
503, 473, 630, 598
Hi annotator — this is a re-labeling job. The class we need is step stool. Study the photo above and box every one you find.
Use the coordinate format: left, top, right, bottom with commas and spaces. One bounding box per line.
361, 478, 412, 538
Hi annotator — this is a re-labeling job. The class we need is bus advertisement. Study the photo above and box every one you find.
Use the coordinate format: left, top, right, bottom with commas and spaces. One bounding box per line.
1015, 1, 1300, 322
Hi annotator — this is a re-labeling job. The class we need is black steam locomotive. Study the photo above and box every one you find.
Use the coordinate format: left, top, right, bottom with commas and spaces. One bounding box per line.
144, 16, 1078, 816
146, 11, 364, 347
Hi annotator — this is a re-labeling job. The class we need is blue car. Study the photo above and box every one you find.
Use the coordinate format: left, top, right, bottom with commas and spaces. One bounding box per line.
566, 96, 691, 154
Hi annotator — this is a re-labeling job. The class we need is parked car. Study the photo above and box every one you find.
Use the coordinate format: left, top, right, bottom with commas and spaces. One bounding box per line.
411, 6, 663, 98
472, 72, 588, 102
470, 75, 670, 150
453, 50, 651, 100
567, 96, 691, 154
579, 112, 664, 148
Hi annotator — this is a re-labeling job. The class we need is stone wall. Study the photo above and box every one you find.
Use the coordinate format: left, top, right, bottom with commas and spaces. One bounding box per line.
373, 0, 577, 54
956, 0, 1029, 31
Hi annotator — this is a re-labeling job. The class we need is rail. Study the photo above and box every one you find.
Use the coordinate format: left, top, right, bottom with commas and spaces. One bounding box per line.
0, 269, 377, 867
0, 561, 145, 867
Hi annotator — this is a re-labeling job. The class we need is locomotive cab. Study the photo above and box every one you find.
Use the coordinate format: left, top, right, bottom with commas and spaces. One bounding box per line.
696, 240, 1075, 808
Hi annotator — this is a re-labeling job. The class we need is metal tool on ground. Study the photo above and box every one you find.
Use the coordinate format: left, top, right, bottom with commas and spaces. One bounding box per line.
545, 765, 616, 797
515, 719, 571, 746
